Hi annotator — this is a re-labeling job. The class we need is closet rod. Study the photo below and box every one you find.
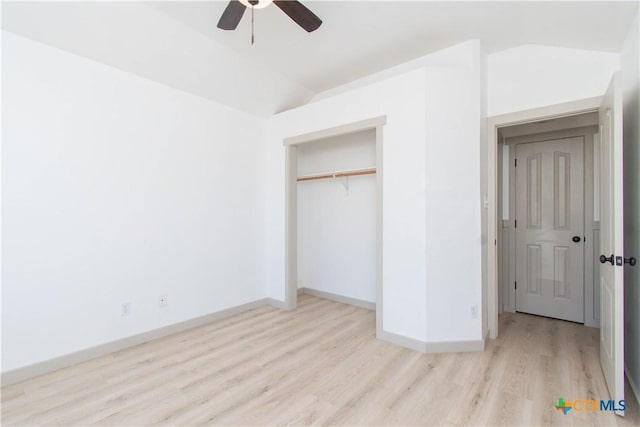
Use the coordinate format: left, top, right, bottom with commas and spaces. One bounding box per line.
297, 168, 376, 182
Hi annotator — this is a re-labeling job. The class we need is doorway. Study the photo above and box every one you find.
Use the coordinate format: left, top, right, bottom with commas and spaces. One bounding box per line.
497, 116, 600, 324
486, 97, 603, 339
487, 79, 627, 414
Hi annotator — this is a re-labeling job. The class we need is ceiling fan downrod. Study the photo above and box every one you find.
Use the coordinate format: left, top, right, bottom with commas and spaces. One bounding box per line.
250, 0, 258, 45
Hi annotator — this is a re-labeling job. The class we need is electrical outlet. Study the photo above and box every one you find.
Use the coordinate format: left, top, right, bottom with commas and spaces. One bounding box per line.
470, 305, 479, 319
159, 294, 168, 308
121, 303, 131, 316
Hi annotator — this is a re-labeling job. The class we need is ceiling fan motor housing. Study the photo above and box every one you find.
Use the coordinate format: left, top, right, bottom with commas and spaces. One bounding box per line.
240, 0, 273, 9
218, 0, 322, 33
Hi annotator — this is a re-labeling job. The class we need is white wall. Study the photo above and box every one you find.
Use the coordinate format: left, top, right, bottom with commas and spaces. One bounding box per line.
268, 41, 484, 345
297, 131, 376, 177
297, 131, 376, 303
1, 32, 269, 373
488, 45, 619, 116
621, 12, 640, 404
424, 49, 484, 343
479, 42, 489, 338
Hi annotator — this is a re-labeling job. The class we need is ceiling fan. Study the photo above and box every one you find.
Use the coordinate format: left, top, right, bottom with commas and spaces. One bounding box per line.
217, 0, 322, 39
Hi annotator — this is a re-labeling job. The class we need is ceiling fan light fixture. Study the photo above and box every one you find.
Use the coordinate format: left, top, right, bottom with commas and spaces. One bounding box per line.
217, 0, 322, 34
238, 0, 273, 9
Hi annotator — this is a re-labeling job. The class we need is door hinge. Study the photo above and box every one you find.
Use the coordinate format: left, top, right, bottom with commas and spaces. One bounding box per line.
515, 158, 518, 167
515, 281, 517, 290
515, 219, 517, 228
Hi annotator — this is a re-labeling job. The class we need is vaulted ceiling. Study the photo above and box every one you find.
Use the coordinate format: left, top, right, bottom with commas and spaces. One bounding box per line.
3, 1, 638, 117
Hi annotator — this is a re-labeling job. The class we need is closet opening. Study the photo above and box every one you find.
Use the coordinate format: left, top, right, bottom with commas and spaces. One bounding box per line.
284, 116, 386, 336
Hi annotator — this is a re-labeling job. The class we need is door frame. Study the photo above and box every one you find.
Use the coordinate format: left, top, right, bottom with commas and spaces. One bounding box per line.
486, 97, 602, 338
283, 116, 386, 336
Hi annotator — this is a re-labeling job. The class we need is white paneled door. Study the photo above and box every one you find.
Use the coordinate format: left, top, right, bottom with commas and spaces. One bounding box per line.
598, 73, 625, 416
515, 137, 584, 323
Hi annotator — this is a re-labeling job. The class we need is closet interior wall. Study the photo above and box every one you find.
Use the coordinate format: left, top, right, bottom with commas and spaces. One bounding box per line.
296, 129, 377, 305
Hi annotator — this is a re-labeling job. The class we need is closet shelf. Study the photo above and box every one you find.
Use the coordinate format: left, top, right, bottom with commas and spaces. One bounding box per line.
297, 168, 376, 182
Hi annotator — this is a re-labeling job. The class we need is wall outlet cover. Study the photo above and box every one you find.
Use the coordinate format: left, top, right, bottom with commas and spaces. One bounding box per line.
159, 294, 168, 308
471, 305, 479, 318
121, 303, 131, 316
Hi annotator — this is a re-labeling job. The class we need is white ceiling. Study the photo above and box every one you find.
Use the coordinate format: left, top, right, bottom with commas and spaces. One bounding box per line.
151, 0, 639, 91
3, 1, 639, 116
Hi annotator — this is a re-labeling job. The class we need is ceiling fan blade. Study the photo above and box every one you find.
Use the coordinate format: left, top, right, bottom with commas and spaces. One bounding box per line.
217, 0, 246, 30
274, 1, 322, 32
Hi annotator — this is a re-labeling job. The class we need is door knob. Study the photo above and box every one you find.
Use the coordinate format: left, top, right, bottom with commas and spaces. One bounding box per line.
572, 236, 582, 243
600, 254, 615, 265
625, 257, 637, 267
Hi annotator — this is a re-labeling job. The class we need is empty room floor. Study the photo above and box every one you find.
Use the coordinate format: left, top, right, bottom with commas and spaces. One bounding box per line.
1, 294, 638, 426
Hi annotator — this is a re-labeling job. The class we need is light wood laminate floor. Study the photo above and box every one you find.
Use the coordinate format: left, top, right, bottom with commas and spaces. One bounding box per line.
1, 295, 638, 426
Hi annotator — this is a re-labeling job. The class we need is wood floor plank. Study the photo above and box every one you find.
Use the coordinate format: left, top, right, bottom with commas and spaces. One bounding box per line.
2, 295, 638, 426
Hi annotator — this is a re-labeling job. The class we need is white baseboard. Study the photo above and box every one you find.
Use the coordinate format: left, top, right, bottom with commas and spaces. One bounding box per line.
266, 298, 289, 310
425, 335, 487, 353
625, 366, 640, 407
584, 319, 600, 328
377, 330, 427, 352
1, 298, 269, 386
299, 287, 375, 311
2, 292, 487, 386
378, 330, 487, 354
300, 287, 483, 354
